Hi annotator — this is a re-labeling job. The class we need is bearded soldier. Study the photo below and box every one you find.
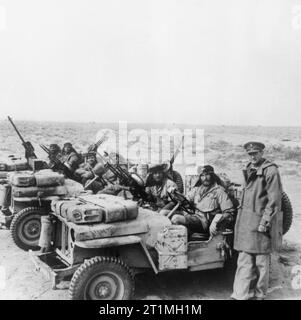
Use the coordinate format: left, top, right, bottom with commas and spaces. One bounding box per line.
47, 144, 62, 168
145, 163, 178, 211
231, 142, 283, 300
60, 142, 80, 173
171, 165, 234, 236
75, 152, 106, 193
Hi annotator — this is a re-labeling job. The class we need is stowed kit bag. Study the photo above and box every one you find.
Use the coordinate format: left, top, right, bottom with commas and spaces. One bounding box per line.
52, 194, 138, 224
0, 163, 7, 171
6, 162, 29, 171
9, 172, 36, 187
0, 172, 8, 180
34, 170, 65, 187
12, 185, 67, 198
52, 198, 104, 224
79, 194, 138, 223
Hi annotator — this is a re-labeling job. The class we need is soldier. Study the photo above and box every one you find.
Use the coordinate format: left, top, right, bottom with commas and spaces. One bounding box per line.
145, 163, 178, 211
171, 165, 235, 236
47, 144, 61, 167
75, 152, 106, 193
60, 142, 80, 172
96, 152, 132, 197
231, 142, 283, 300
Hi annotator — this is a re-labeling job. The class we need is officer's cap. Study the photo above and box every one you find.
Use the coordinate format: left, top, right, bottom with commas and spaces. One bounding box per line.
243, 141, 265, 154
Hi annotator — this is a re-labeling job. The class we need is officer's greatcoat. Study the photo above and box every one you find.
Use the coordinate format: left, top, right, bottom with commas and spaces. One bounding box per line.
234, 159, 283, 254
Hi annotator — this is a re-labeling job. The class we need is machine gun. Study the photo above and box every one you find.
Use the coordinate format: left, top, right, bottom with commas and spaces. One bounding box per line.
87, 133, 109, 153
83, 168, 108, 190
169, 135, 184, 172
40, 144, 76, 180
7, 116, 37, 160
167, 189, 197, 216
104, 161, 150, 202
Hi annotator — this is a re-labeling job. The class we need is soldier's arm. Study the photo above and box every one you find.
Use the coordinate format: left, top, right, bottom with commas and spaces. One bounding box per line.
186, 188, 196, 203
75, 163, 86, 175
259, 166, 282, 229
217, 189, 235, 223
67, 153, 79, 166
165, 180, 179, 203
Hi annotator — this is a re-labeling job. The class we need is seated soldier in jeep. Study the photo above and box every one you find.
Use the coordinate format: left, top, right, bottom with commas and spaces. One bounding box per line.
47, 144, 62, 168
171, 165, 235, 237
145, 163, 178, 211
60, 142, 80, 173
75, 151, 106, 193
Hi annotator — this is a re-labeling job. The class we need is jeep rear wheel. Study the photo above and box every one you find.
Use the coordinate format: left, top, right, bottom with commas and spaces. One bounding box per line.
10, 207, 44, 251
69, 256, 135, 300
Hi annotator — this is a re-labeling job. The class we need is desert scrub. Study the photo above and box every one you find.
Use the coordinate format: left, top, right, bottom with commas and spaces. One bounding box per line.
281, 169, 300, 176
283, 147, 301, 162
209, 140, 232, 151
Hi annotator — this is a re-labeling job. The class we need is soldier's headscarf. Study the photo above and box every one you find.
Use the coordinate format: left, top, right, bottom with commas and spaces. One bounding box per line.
194, 165, 223, 187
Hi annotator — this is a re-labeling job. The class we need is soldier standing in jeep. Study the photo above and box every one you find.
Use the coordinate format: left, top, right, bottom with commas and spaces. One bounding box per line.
231, 142, 283, 300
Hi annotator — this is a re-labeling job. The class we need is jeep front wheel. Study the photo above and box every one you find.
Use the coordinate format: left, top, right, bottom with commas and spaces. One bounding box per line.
10, 207, 43, 251
69, 256, 135, 300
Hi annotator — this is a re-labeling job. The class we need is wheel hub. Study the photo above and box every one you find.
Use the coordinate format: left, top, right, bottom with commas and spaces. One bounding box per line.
85, 272, 125, 300
95, 281, 112, 299
23, 220, 41, 239
26, 222, 39, 236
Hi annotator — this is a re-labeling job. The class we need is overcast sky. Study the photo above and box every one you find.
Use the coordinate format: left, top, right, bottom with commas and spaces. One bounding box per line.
0, 0, 301, 126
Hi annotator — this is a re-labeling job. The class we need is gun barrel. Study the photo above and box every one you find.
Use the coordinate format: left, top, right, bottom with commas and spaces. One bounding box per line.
95, 135, 108, 148
170, 135, 185, 165
7, 116, 26, 145
40, 144, 50, 154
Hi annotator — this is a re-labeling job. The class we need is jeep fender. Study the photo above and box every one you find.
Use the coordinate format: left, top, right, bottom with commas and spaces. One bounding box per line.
75, 235, 158, 274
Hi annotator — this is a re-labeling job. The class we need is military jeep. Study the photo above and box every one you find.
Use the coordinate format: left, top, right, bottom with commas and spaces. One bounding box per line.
30, 192, 236, 300
0, 168, 85, 251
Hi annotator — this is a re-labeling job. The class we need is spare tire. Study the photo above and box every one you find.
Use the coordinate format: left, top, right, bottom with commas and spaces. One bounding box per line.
171, 170, 184, 194
282, 191, 293, 235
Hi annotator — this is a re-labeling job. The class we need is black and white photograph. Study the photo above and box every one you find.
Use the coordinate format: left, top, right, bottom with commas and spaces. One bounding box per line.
0, 0, 301, 305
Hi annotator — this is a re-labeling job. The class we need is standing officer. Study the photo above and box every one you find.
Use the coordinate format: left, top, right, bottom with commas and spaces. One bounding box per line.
231, 142, 283, 300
